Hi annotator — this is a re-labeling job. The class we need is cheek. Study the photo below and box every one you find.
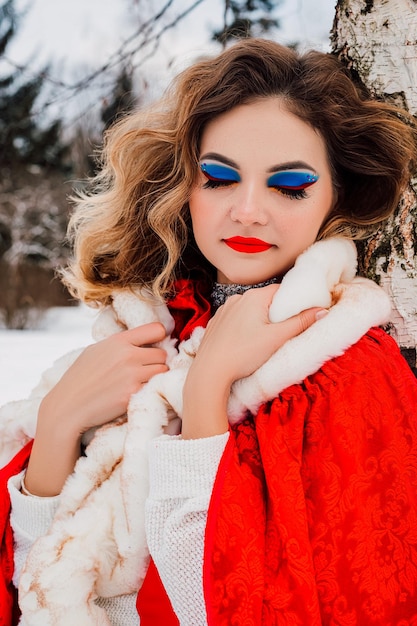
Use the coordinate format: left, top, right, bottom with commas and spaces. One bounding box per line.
189, 194, 209, 245
189, 187, 223, 232
189, 186, 208, 218
189, 194, 200, 222
303, 187, 335, 233
318, 178, 336, 217
274, 203, 329, 246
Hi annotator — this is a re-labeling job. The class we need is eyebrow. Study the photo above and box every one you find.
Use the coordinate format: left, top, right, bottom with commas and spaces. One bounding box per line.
200, 152, 239, 169
267, 160, 316, 173
199, 152, 316, 173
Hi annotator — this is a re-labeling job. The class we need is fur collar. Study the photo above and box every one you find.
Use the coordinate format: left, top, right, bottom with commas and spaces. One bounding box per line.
0, 238, 391, 624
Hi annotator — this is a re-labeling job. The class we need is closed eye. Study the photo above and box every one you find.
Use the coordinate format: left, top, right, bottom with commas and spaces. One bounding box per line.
267, 171, 318, 200
274, 187, 308, 200
200, 162, 241, 188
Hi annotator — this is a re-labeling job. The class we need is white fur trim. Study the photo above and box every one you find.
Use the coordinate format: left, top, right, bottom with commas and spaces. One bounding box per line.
268, 237, 357, 322
228, 277, 391, 420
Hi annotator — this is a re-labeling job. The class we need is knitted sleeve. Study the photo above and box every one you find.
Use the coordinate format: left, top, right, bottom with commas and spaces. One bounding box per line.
8, 473, 140, 626
7, 472, 59, 588
145, 432, 229, 626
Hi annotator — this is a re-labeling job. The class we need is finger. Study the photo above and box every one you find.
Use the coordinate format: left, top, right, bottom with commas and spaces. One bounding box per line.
124, 322, 167, 346
136, 362, 169, 385
137, 346, 168, 366
239, 283, 280, 318
279, 307, 328, 338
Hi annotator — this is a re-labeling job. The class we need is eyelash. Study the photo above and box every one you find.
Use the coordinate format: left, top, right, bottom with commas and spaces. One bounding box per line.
203, 178, 308, 199
203, 179, 235, 189
272, 187, 308, 200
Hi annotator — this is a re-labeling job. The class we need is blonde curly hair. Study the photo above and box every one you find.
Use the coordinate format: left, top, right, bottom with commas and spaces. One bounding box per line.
62, 38, 417, 305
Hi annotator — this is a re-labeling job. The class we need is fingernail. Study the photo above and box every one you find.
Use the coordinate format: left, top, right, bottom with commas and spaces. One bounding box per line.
315, 309, 329, 321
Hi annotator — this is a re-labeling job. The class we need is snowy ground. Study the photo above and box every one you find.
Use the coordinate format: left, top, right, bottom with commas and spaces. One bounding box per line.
0, 305, 97, 405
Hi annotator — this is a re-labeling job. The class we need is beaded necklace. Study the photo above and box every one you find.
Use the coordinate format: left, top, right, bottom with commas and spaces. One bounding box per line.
210, 277, 279, 308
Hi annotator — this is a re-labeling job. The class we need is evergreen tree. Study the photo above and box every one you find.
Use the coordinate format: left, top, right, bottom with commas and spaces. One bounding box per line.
0, 0, 71, 328
101, 65, 136, 131
213, 0, 281, 45
0, 0, 67, 169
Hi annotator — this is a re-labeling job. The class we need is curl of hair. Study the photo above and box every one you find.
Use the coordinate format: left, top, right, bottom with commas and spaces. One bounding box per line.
62, 38, 417, 305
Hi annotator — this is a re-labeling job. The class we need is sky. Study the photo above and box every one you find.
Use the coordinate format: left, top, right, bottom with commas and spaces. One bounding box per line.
9, 0, 336, 65
6, 0, 336, 127
9, 0, 336, 59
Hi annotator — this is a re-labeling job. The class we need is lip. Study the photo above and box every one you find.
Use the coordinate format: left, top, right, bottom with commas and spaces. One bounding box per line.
224, 236, 273, 253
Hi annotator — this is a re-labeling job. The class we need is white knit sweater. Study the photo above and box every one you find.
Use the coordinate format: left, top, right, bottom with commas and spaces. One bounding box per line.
145, 433, 230, 625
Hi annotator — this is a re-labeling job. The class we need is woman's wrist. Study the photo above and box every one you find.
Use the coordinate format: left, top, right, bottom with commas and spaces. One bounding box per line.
25, 402, 83, 497
25, 434, 81, 497
20, 473, 50, 498
181, 364, 230, 439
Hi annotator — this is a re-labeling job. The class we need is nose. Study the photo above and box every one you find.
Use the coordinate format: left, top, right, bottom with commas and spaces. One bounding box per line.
229, 181, 268, 225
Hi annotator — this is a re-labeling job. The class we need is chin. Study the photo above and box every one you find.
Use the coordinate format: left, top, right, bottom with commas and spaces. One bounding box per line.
219, 271, 280, 285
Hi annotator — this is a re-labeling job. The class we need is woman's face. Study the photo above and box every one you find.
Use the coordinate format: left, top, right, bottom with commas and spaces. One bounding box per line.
189, 98, 335, 285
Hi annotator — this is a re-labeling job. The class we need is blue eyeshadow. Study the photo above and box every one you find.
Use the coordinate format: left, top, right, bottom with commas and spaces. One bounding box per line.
200, 162, 241, 182
267, 171, 319, 189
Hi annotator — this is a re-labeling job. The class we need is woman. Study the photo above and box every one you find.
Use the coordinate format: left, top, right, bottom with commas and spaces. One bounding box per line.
1, 38, 417, 625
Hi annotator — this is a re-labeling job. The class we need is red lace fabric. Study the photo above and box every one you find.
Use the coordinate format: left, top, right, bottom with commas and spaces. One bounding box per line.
204, 328, 417, 625
167, 277, 212, 342
136, 559, 179, 625
0, 441, 33, 626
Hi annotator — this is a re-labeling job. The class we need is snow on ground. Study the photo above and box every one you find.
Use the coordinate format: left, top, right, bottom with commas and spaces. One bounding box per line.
0, 305, 97, 405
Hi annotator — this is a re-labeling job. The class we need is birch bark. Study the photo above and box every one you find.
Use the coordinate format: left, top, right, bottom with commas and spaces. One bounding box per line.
331, 0, 417, 371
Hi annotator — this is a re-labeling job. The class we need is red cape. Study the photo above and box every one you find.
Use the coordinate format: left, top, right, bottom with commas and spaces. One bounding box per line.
204, 327, 417, 625
0, 441, 33, 626
2, 283, 417, 625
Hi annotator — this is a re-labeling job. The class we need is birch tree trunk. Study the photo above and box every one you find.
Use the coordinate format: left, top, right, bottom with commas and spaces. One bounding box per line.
331, 0, 417, 373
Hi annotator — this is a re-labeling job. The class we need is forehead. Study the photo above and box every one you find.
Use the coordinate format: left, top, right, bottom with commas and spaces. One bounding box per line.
200, 98, 329, 171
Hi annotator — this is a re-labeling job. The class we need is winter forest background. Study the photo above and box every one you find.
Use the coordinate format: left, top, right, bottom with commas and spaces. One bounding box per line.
0, 0, 334, 332
1, 0, 417, 403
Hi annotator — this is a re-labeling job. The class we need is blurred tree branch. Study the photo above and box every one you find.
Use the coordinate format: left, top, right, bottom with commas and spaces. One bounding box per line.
214, 0, 281, 45
4, 0, 206, 113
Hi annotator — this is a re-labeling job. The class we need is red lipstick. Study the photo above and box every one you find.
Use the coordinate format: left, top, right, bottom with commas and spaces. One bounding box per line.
224, 237, 273, 253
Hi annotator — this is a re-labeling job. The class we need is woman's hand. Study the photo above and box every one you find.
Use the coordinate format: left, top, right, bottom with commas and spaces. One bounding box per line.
182, 284, 326, 439
25, 322, 169, 496
41, 322, 169, 434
